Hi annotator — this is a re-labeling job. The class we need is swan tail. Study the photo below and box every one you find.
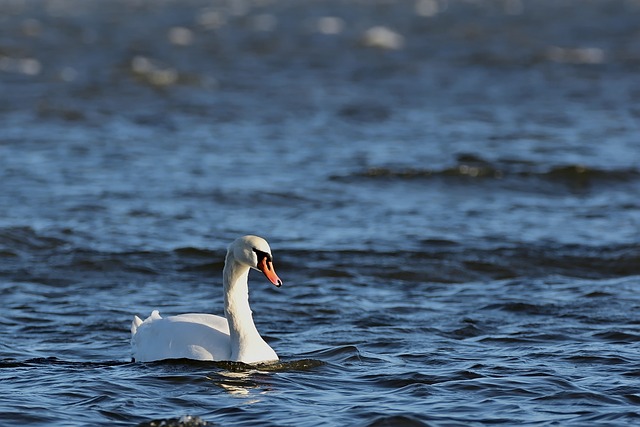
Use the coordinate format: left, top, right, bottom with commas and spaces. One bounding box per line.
131, 315, 143, 336
131, 310, 162, 336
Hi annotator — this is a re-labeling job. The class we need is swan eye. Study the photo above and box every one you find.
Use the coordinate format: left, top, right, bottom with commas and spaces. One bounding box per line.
252, 248, 272, 265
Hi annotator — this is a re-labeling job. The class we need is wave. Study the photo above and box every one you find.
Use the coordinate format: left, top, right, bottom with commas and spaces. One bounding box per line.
137, 415, 212, 427
0, 226, 67, 256
1, 226, 638, 285
0, 357, 127, 369
331, 155, 640, 192
285, 243, 640, 282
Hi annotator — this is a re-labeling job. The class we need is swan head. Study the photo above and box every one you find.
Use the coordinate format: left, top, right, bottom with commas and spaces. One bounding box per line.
229, 235, 283, 287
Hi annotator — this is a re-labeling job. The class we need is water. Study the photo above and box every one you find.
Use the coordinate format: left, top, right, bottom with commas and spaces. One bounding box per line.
1, 0, 640, 425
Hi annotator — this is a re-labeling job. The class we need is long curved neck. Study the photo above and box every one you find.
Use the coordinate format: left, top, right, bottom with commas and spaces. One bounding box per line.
223, 253, 262, 361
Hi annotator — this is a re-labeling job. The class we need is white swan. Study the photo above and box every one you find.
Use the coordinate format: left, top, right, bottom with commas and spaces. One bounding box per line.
131, 235, 283, 364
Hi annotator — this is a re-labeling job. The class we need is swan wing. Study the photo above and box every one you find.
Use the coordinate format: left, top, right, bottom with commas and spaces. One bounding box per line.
131, 311, 231, 362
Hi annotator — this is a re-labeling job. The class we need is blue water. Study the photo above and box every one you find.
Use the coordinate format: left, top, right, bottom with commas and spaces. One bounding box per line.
1, 0, 640, 425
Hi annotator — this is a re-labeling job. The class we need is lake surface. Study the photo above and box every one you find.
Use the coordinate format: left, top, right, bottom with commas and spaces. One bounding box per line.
1, 0, 639, 425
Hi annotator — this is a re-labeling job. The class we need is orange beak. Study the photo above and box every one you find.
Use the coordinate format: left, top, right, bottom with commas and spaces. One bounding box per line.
257, 257, 283, 287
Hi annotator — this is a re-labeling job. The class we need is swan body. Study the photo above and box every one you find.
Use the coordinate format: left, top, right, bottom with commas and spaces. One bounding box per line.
131, 235, 282, 364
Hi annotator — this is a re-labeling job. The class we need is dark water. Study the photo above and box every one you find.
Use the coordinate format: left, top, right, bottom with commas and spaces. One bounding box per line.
1, 0, 640, 425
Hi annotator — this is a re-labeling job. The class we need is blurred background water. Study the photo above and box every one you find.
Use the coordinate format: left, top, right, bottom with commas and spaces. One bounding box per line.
1, 0, 639, 426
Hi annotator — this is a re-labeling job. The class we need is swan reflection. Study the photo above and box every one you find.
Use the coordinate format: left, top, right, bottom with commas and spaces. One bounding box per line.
208, 370, 271, 400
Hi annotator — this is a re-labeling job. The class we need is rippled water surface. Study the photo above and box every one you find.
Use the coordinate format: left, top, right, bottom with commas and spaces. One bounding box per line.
1, 0, 640, 425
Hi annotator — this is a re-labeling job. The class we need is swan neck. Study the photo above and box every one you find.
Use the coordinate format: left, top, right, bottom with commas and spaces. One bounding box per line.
223, 256, 261, 359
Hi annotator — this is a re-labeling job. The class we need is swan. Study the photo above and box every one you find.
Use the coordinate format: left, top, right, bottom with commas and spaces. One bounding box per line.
131, 235, 283, 364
